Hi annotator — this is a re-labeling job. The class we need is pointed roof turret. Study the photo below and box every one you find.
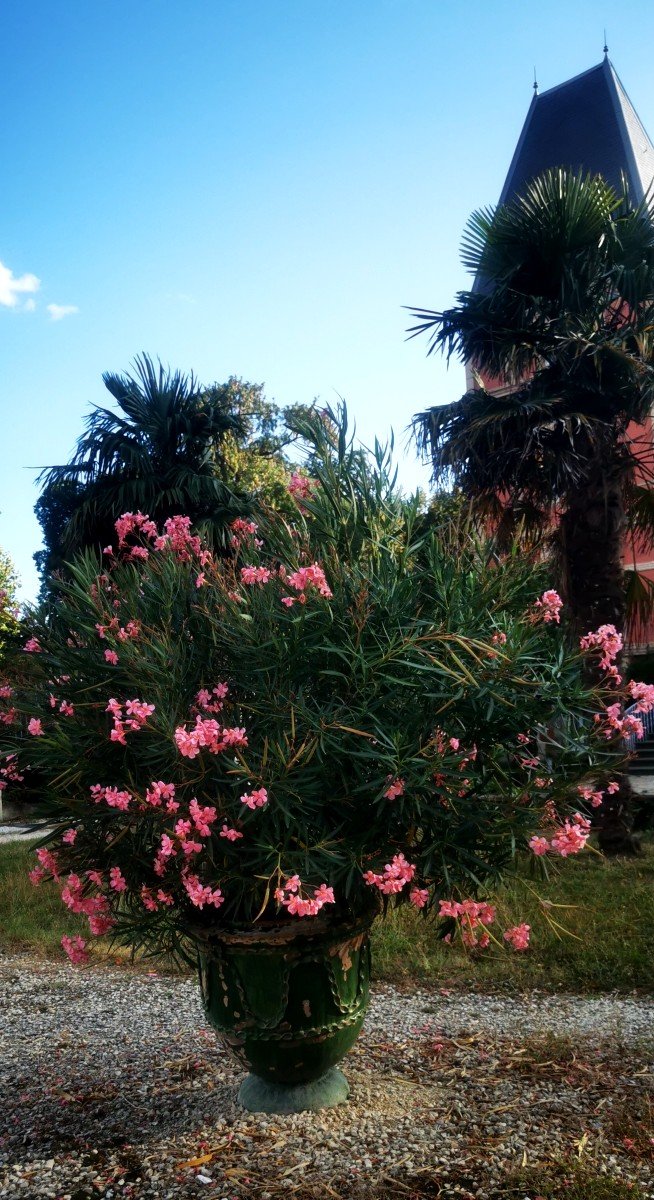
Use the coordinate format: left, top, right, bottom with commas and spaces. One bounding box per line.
499, 58, 654, 206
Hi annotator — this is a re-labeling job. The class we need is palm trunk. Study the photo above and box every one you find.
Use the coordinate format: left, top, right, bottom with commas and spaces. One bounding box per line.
559, 467, 640, 855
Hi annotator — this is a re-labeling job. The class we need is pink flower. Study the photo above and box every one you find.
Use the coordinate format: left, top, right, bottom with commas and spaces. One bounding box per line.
410, 887, 429, 909
504, 923, 530, 951
59, 701, 74, 717
125, 698, 155, 725
240, 565, 271, 586
189, 798, 217, 836
115, 511, 158, 547
364, 852, 416, 895
145, 780, 175, 806
607, 780, 620, 795
34, 851, 60, 883
437, 898, 496, 947
181, 839, 203, 857
61, 935, 88, 965
286, 563, 332, 599
29, 866, 46, 886
109, 866, 127, 892
529, 835, 550, 856
140, 885, 159, 912
159, 833, 177, 860
62, 828, 77, 845
288, 472, 315, 503
195, 573, 206, 588
550, 814, 591, 857
219, 824, 243, 841
103, 787, 131, 810
28, 718, 44, 737
230, 518, 259, 547
24, 638, 42, 653
534, 589, 563, 624
88, 914, 114, 937
276, 877, 335, 916
628, 680, 654, 714
104, 649, 119, 665
384, 777, 405, 800
240, 787, 268, 810
448, 738, 460, 752
491, 630, 507, 645
195, 684, 228, 713
182, 874, 224, 910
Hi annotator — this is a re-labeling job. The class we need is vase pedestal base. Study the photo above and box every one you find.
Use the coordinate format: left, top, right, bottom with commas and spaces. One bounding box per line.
238, 1067, 350, 1114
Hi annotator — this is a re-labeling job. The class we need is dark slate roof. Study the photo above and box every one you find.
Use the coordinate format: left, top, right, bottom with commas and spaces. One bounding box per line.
498, 58, 654, 206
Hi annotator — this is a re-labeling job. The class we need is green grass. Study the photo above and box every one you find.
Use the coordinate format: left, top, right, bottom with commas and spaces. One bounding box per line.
373, 840, 654, 991
488, 1165, 648, 1199
4, 838, 654, 990
0, 840, 90, 953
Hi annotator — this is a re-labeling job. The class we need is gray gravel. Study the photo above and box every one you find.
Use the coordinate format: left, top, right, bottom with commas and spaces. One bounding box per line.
1, 953, 653, 1199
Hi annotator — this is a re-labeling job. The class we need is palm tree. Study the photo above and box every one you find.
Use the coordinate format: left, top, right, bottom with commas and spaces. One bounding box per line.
36, 353, 248, 579
410, 169, 654, 852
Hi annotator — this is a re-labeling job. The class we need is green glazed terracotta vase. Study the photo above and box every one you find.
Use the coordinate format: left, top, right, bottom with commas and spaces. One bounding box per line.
197, 913, 372, 1113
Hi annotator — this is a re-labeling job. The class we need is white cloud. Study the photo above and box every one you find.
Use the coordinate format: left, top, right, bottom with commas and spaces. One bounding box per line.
0, 260, 40, 308
23, 298, 36, 312
46, 303, 79, 322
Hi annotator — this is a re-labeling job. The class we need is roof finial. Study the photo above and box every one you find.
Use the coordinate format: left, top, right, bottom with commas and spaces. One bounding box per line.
533, 66, 538, 95
603, 29, 609, 57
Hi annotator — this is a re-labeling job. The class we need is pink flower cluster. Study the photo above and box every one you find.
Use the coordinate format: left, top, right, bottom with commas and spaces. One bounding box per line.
580, 623, 623, 673
597, 703, 644, 742
106, 697, 155, 743
0, 753, 24, 794
61, 935, 88, 965
274, 875, 335, 917
628, 680, 654, 714
534, 589, 563, 624
364, 852, 417, 895
115, 511, 158, 547
196, 683, 229, 714
90, 784, 132, 811
240, 565, 271, 586
156, 515, 210, 564
60, 871, 115, 938
409, 887, 429, 909
240, 787, 268, 810
144, 780, 179, 811
288, 472, 315, 503
174, 715, 248, 758
286, 563, 332, 599
438, 898, 496, 948
503, 923, 530, 951
577, 782, 605, 808
529, 812, 591, 857
96, 617, 140, 643
182, 873, 224, 910
230, 518, 261, 549
111, 512, 212, 569
384, 777, 405, 800
24, 637, 42, 653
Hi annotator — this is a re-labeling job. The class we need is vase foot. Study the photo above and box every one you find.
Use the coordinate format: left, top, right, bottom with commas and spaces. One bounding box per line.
238, 1067, 350, 1114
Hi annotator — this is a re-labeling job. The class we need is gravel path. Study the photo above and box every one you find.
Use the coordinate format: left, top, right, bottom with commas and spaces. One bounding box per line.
1, 954, 653, 1199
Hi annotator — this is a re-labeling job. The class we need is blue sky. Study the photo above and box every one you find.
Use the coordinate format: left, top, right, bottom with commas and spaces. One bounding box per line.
3, 0, 654, 600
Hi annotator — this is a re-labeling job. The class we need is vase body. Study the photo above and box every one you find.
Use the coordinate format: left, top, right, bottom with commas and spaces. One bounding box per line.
197, 913, 371, 1099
